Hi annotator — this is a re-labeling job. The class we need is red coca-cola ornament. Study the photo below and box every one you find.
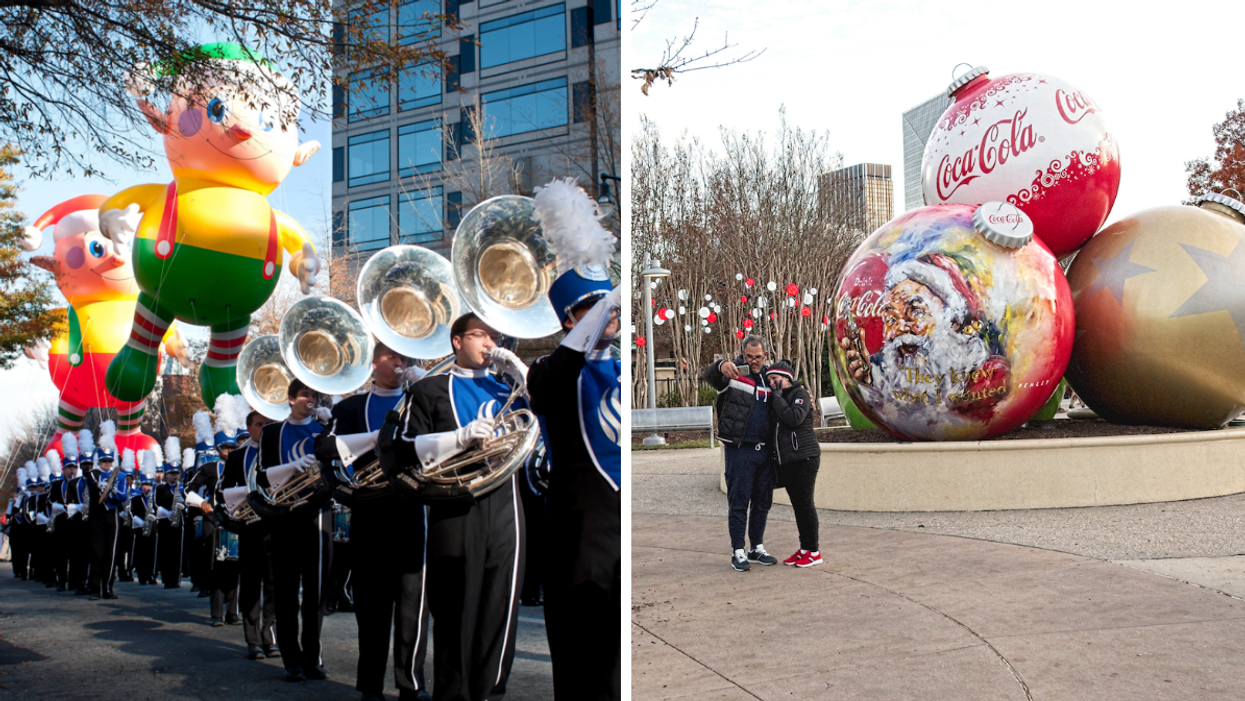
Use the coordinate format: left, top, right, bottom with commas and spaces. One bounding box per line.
921, 65, 1120, 257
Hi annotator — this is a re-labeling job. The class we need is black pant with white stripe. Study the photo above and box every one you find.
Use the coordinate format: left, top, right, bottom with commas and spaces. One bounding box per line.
88, 509, 120, 597
352, 502, 429, 696
239, 531, 276, 650
157, 522, 183, 587
427, 477, 525, 701
271, 507, 333, 672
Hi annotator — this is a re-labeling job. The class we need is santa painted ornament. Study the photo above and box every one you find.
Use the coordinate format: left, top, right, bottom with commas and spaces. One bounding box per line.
833, 202, 1074, 440
921, 65, 1120, 258
1066, 193, 1245, 428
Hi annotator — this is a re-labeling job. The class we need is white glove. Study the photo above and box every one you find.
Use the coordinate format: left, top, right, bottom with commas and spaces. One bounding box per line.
290, 241, 320, 294
100, 203, 141, 256
414, 430, 465, 469
335, 431, 380, 467
24, 339, 50, 370
156, 506, 173, 520
132, 515, 144, 529
66, 503, 84, 518
561, 285, 621, 353
36, 513, 49, 526
456, 419, 494, 448
316, 406, 333, 423
222, 487, 248, 511
266, 455, 315, 491
490, 347, 528, 384
184, 491, 205, 509
402, 365, 428, 387
51, 502, 66, 517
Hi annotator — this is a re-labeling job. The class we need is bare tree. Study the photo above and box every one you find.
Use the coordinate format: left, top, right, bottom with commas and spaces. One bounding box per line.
630, 3, 764, 95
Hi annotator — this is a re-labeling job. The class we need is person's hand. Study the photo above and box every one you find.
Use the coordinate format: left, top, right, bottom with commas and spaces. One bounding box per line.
293, 454, 316, 473
840, 337, 869, 385
720, 361, 740, 380
199, 502, 214, 514
402, 365, 428, 387
456, 419, 494, 448
315, 406, 333, 424
490, 348, 528, 384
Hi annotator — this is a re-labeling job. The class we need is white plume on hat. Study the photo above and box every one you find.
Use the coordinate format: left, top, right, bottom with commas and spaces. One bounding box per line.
183, 448, 196, 469
214, 394, 241, 439
149, 442, 164, 469
136, 449, 149, 473
141, 450, 157, 478
534, 178, 616, 276
45, 449, 62, 475
62, 432, 79, 461
78, 428, 95, 457
164, 436, 180, 465
232, 395, 252, 429
99, 420, 117, 454
122, 448, 136, 473
37, 458, 51, 481
194, 410, 215, 446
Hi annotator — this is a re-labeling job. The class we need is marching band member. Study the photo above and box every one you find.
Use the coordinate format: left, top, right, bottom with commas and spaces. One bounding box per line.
130, 449, 160, 586
31, 462, 53, 585
47, 449, 71, 591
86, 425, 127, 600
317, 342, 430, 701
154, 437, 186, 589
9, 465, 32, 580
393, 313, 528, 701
115, 453, 137, 583
257, 379, 332, 682
188, 411, 218, 596
58, 434, 92, 595
222, 409, 280, 661
527, 179, 622, 701
185, 397, 243, 626
38, 456, 62, 586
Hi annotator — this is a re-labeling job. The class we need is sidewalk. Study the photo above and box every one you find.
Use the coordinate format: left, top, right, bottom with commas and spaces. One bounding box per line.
633, 448, 1245, 700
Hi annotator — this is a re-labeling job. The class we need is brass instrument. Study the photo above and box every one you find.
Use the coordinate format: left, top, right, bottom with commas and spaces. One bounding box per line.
98, 468, 120, 505
236, 334, 294, 422
142, 509, 156, 537
280, 295, 374, 396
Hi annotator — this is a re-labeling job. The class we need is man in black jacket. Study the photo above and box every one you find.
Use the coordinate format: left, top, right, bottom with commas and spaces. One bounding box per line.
703, 335, 777, 571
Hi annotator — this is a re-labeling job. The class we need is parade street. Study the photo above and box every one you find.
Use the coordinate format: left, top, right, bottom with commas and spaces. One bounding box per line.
0, 569, 552, 700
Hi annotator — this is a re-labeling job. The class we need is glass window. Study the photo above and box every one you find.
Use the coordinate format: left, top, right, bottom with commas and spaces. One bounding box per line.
350, 6, 390, 44
479, 0, 506, 7
348, 196, 391, 252
398, 120, 442, 178
348, 130, 390, 187
399, 62, 442, 111
399, 187, 444, 243
349, 69, 390, 123
480, 78, 568, 139
479, 4, 565, 69
398, 0, 441, 44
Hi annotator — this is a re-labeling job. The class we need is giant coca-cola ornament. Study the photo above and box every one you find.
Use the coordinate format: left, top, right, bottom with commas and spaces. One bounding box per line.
921, 66, 1121, 258
832, 202, 1074, 441
1065, 193, 1245, 428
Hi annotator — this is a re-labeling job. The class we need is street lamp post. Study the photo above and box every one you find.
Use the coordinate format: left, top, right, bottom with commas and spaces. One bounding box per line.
642, 256, 670, 446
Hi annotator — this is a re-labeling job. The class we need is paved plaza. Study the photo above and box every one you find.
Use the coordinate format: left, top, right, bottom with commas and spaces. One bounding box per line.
633, 448, 1245, 700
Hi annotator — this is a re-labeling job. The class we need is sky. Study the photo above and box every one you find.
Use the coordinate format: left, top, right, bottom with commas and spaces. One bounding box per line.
628, 0, 1244, 230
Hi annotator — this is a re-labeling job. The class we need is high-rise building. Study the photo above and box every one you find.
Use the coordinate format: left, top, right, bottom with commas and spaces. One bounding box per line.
901, 92, 951, 211
819, 163, 894, 236
331, 0, 621, 260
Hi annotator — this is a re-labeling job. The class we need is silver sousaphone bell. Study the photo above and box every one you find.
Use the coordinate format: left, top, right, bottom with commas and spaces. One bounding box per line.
357, 245, 464, 360
236, 334, 294, 422
451, 195, 561, 339
279, 295, 375, 395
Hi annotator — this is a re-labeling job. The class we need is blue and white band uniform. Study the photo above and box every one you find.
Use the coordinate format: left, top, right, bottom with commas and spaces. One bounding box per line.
281, 415, 323, 465
450, 367, 525, 431
242, 442, 260, 482
578, 349, 622, 491
366, 385, 404, 434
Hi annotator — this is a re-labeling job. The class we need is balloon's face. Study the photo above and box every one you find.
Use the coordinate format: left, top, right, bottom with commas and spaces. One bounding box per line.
54, 230, 139, 302
163, 65, 300, 193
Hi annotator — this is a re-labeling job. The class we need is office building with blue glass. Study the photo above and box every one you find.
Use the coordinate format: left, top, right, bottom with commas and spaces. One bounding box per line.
332, 0, 621, 259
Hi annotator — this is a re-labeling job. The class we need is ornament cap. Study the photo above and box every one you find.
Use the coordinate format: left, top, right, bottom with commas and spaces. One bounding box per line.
948, 65, 990, 97
1196, 192, 1245, 224
973, 202, 1033, 249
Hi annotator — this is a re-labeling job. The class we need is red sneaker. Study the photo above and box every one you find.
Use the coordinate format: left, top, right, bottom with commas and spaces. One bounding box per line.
783, 549, 807, 566
795, 551, 823, 568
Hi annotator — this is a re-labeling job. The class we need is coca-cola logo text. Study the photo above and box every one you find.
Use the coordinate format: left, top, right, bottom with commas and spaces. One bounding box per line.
838, 289, 884, 319
988, 213, 1023, 225
936, 109, 1038, 201
1056, 88, 1098, 125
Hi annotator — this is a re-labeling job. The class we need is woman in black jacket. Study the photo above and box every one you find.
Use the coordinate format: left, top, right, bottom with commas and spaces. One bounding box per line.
766, 361, 822, 568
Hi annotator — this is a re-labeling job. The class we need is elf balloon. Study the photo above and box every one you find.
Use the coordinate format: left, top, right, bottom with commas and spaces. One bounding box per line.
21, 196, 187, 455
101, 43, 321, 410
921, 66, 1121, 258
833, 202, 1074, 440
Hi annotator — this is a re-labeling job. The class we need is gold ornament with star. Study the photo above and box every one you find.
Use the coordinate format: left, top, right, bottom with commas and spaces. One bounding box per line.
1065, 194, 1245, 427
